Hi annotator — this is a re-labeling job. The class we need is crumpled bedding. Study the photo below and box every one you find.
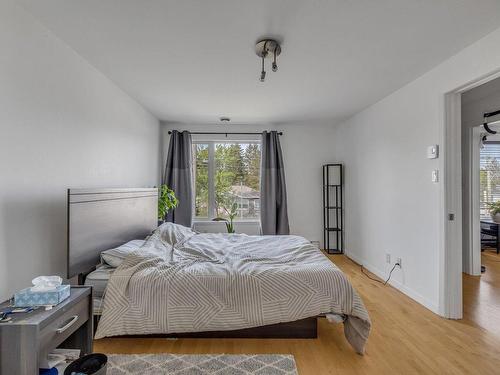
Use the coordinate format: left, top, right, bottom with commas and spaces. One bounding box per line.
95, 223, 371, 353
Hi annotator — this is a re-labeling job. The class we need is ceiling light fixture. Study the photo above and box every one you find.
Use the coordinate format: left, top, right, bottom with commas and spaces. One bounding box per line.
255, 39, 281, 82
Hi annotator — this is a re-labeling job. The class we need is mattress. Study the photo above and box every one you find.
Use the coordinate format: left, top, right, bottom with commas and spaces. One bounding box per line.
84, 264, 114, 298
93, 297, 104, 315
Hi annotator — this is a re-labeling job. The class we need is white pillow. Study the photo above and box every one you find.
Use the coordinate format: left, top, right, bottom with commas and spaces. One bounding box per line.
100, 239, 145, 268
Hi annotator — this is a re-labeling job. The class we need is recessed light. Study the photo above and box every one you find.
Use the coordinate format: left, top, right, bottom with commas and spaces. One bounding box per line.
220, 117, 231, 122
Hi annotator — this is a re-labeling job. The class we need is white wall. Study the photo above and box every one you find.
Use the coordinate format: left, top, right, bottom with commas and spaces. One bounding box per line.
161, 122, 338, 244
332, 26, 500, 314
461, 77, 500, 274
0, 2, 160, 301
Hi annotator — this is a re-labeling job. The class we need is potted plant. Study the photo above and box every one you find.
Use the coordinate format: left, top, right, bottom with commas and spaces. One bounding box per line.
487, 201, 500, 223
158, 185, 179, 225
213, 202, 238, 234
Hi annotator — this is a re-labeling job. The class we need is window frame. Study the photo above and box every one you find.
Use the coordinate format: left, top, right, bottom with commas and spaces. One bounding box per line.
192, 139, 262, 223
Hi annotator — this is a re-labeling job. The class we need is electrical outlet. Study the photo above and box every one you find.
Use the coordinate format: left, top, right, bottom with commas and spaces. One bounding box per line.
386, 253, 391, 264
396, 257, 402, 267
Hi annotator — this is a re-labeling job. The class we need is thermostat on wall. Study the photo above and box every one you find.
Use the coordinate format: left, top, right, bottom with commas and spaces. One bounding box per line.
427, 145, 439, 159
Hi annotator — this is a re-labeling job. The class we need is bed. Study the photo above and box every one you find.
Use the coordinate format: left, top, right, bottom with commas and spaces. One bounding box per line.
68, 188, 371, 354
86, 265, 318, 339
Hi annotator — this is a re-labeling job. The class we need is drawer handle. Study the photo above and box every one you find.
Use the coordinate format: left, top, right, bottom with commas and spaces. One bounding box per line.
56, 315, 79, 334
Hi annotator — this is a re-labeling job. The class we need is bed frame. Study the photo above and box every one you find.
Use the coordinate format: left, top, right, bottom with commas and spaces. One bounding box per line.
68, 188, 318, 339
92, 316, 317, 339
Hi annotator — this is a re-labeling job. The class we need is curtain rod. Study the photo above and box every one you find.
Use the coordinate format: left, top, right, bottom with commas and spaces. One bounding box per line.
167, 131, 283, 136
484, 109, 500, 120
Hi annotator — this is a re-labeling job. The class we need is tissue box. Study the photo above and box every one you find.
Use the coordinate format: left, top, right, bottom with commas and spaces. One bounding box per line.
14, 285, 70, 307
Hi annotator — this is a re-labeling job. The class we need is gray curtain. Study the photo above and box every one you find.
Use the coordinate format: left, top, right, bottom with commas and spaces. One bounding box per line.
163, 130, 193, 227
260, 131, 290, 235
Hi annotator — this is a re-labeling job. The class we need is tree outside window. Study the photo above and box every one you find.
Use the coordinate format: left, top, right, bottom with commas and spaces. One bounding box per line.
193, 141, 261, 220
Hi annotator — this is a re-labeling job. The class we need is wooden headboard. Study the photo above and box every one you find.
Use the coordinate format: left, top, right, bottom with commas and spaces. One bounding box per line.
67, 188, 158, 279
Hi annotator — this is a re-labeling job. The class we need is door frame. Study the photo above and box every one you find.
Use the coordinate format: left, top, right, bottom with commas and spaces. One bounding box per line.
441, 91, 463, 319
468, 126, 484, 276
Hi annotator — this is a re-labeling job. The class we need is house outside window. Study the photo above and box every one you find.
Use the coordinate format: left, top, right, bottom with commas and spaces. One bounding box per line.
193, 140, 261, 221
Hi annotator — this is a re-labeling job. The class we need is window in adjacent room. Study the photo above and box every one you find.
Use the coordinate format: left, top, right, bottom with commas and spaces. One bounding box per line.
480, 141, 500, 218
193, 141, 261, 221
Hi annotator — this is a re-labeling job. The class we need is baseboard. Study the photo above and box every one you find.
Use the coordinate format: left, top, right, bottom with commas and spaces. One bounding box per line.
345, 251, 440, 315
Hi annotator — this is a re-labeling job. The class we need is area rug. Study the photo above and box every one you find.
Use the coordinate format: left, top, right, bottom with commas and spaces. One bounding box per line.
106, 353, 298, 374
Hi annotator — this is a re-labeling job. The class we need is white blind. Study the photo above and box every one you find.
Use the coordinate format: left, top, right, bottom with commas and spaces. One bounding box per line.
480, 142, 500, 218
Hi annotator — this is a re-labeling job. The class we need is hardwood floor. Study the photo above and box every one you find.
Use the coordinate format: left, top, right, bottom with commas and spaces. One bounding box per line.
95, 254, 500, 374
463, 249, 500, 337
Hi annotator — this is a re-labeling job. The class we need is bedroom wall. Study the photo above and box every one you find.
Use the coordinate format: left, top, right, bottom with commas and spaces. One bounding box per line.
0, 2, 160, 301
332, 25, 500, 314
161, 122, 339, 245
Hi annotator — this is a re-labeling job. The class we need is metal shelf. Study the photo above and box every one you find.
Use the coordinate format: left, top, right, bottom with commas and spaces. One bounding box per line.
323, 164, 343, 254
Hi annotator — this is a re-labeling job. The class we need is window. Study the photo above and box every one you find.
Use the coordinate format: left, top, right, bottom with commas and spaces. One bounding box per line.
480, 142, 500, 218
193, 141, 261, 221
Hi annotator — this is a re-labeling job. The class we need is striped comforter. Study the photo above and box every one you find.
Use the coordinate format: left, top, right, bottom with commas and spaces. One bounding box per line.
95, 225, 371, 353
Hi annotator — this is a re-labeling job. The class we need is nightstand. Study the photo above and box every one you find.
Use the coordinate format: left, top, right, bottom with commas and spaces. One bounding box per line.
0, 286, 93, 375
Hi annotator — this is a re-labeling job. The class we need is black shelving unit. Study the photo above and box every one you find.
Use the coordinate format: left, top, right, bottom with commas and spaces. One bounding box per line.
323, 164, 343, 254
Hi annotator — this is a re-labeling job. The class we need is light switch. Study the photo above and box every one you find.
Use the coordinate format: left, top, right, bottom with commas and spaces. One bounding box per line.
427, 145, 439, 159
431, 169, 439, 183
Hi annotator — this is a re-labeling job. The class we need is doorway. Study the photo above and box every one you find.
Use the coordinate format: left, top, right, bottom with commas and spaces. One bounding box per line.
459, 76, 500, 331
442, 71, 500, 319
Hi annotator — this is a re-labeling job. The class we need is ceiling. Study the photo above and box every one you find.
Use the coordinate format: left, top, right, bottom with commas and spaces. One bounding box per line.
20, 0, 500, 125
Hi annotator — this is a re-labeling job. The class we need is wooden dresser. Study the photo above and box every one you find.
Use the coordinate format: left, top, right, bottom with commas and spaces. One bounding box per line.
0, 286, 92, 375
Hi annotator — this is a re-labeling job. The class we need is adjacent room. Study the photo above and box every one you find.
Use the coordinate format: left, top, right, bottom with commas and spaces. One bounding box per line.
461, 76, 500, 338
2, 1, 500, 374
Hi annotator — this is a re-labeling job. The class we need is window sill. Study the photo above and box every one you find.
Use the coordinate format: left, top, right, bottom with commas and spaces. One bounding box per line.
193, 220, 261, 235
193, 220, 261, 224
